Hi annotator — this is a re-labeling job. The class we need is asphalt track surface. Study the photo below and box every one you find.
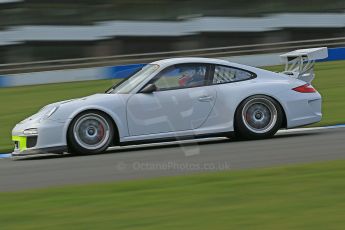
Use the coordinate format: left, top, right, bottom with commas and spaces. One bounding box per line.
0, 126, 345, 192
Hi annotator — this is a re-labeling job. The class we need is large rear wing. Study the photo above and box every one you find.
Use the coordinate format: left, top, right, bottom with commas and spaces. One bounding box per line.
280, 47, 328, 83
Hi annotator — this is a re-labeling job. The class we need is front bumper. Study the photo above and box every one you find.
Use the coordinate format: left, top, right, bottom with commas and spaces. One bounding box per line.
11, 119, 69, 156
12, 143, 67, 156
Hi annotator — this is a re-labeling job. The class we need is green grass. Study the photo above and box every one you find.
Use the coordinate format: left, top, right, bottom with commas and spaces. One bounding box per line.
1, 160, 345, 229
0, 60, 344, 152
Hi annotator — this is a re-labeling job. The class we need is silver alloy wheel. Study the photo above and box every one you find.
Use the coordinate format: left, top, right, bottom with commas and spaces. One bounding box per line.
241, 98, 278, 134
73, 113, 110, 150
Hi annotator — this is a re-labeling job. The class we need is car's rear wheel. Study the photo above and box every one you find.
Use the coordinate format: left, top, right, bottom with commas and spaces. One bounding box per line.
67, 111, 114, 155
234, 95, 283, 139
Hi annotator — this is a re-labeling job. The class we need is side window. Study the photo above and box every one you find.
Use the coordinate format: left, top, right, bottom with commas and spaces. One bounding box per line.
153, 64, 207, 90
213, 65, 254, 84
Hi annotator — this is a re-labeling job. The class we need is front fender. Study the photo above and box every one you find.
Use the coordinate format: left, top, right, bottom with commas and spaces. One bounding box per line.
49, 94, 130, 140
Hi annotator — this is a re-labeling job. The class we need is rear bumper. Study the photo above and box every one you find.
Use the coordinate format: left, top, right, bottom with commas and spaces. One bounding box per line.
284, 92, 322, 128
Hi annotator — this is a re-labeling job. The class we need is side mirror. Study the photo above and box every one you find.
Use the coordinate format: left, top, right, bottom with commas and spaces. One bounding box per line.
140, 84, 157, 93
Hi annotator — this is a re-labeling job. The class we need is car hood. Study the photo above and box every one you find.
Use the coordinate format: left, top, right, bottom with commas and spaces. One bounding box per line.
47, 93, 130, 121
18, 93, 129, 125
54, 93, 128, 106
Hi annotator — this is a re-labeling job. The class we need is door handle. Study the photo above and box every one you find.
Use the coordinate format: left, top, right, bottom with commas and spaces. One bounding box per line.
198, 95, 213, 102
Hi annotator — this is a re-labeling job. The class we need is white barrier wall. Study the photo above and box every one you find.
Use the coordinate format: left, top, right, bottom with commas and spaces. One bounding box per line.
0, 53, 285, 88
0, 47, 344, 88
4, 67, 106, 87
222, 53, 282, 67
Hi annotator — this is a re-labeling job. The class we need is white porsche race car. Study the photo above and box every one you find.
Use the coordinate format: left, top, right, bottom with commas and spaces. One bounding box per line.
12, 47, 328, 156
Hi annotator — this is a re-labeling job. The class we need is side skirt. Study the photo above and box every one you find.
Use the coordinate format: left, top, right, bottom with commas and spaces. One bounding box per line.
118, 132, 233, 146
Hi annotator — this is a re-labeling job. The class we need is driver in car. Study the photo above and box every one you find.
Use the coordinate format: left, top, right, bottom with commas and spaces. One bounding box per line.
178, 67, 205, 87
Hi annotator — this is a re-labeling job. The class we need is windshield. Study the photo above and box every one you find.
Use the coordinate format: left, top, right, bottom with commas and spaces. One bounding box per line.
106, 64, 159, 94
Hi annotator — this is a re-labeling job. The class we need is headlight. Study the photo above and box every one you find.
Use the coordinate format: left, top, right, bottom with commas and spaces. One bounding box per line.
23, 128, 38, 135
42, 106, 59, 120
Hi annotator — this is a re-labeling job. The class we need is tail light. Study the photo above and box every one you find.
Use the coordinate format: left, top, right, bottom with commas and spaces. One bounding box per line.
292, 84, 317, 93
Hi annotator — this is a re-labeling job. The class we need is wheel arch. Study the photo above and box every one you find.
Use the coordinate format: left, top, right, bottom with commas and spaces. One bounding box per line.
233, 94, 287, 131
65, 108, 121, 147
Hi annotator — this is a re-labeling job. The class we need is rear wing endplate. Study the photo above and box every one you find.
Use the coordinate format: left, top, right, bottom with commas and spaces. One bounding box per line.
280, 47, 328, 83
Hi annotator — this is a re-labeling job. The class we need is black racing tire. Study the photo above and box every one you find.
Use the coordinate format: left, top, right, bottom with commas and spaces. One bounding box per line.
225, 131, 243, 141
234, 95, 283, 139
67, 110, 114, 155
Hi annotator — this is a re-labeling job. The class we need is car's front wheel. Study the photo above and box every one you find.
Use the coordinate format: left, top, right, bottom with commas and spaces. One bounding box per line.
234, 95, 283, 139
67, 111, 114, 155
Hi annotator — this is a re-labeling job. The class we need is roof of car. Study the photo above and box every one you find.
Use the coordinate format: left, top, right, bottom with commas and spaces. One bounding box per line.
151, 57, 233, 67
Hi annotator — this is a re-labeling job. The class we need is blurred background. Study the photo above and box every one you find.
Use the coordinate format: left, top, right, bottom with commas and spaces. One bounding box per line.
0, 0, 344, 152
0, 0, 344, 64
0, 2, 345, 229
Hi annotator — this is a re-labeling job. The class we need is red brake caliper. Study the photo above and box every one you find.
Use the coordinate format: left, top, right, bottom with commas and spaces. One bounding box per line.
98, 123, 105, 141
246, 112, 251, 123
